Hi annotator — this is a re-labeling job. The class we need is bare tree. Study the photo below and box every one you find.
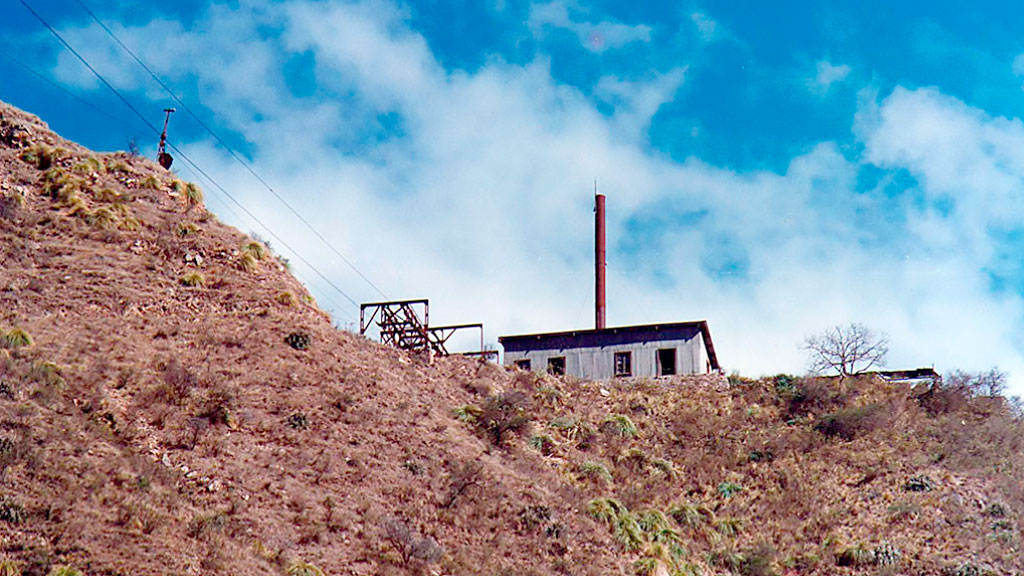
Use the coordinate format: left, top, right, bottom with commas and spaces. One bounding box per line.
802, 323, 889, 377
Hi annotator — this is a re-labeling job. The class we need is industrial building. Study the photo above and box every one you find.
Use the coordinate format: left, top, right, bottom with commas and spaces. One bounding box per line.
498, 189, 721, 380
499, 320, 719, 379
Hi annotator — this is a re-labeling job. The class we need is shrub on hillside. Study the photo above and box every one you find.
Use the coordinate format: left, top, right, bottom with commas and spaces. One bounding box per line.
814, 404, 888, 441
916, 369, 1008, 416
440, 459, 483, 508
160, 360, 197, 404
0, 498, 24, 524
380, 517, 444, 566
285, 332, 311, 351
478, 391, 530, 446
779, 377, 847, 419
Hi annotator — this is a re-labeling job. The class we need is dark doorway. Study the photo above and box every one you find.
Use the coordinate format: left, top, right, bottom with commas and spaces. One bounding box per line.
658, 348, 677, 376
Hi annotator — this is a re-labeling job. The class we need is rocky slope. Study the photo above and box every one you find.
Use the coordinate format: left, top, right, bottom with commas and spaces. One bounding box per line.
0, 100, 1022, 576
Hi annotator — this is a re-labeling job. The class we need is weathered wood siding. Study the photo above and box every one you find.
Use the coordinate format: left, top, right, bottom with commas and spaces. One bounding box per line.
503, 332, 709, 380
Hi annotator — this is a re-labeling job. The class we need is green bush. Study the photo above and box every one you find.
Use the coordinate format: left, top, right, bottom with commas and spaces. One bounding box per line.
586, 498, 644, 550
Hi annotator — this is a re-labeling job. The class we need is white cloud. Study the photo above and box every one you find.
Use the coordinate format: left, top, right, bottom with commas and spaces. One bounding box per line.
689, 11, 719, 43
594, 68, 686, 141
528, 1, 651, 53
28, 1, 1024, 394
807, 60, 851, 96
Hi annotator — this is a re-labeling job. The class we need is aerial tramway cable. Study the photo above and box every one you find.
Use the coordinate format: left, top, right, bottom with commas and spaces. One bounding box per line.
70, 0, 390, 301
17, 0, 363, 319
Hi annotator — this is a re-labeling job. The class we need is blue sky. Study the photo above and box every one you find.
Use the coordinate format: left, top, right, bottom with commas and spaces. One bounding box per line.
5, 0, 1024, 392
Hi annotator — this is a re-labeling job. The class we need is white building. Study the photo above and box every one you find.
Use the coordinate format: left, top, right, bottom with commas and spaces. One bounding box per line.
499, 321, 719, 380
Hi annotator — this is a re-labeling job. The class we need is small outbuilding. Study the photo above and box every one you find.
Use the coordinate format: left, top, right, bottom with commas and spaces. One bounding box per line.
499, 320, 719, 380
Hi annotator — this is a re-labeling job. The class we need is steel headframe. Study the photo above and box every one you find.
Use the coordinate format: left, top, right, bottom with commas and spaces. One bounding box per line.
359, 299, 496, 359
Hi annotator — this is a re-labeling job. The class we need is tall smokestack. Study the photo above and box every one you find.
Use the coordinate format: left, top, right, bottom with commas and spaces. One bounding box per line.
595, 188, 606, 330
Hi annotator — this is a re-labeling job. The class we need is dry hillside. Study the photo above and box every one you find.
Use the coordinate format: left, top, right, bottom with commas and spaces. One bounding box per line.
0, 100, 1023, 576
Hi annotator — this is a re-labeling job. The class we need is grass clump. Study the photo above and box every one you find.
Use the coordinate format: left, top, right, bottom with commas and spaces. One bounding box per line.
668, 502, 712, 530
20, 144, 64, 170
180, 272, 205, 287
586, 498, 644, 550
2, 328, 32, 349
140, 175, 161, 190
0, 558, 20, 576
717, 481, 743, 499
286, 560, 324, 576
528, 434, 555, 455
579, 461, 613, 484
71, 156, 104, 174
238, 252, 258, 273
276, 291, 298, 306
177, 222, 199, 237
602, 414, 638, 438
242, 240, 267, 260
88, 207, 118, 230
453, 404, 481, 423
46, 567, 81, 576
185, 182, 203, 207
549, 416, 595, 442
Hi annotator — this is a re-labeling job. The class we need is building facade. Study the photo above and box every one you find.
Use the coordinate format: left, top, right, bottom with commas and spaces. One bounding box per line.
499, 321, 719, 380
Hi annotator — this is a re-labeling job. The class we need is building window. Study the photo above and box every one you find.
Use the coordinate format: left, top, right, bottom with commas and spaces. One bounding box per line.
657, 348, 676, 376
514, 359, 532, 371
614, 351, 632, 377
547, 356, 566, 376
